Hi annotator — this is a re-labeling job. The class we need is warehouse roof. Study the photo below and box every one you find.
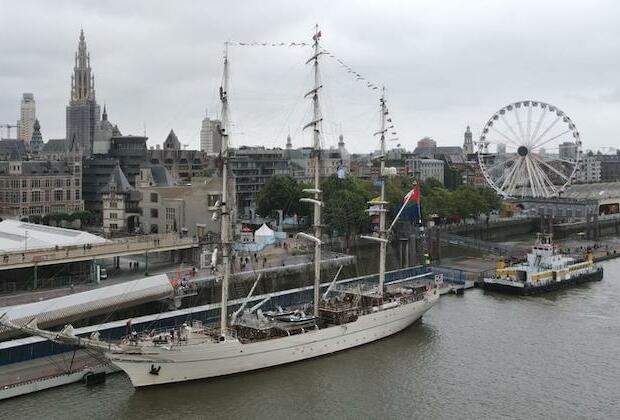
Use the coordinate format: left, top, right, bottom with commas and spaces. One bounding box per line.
563, 182, 620, 201
0, 220, 107, 253
0, 275, 173, 340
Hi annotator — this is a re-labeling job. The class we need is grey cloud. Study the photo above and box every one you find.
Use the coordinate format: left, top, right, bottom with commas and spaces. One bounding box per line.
1, 0, 619, 151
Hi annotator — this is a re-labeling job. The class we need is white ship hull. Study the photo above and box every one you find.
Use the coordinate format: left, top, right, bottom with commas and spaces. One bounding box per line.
108, 290, 439, 387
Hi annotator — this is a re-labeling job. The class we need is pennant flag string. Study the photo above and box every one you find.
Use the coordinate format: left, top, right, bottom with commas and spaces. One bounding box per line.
223, 41, 400, 142
227, 41, 311, 47
319, 46, 401, 142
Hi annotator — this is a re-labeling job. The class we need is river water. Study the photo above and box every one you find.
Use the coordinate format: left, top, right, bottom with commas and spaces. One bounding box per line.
3, 258, 620, 419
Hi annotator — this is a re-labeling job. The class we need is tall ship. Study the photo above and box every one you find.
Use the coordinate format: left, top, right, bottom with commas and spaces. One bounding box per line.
0, 27, 438, 388
482, 233, 603, 295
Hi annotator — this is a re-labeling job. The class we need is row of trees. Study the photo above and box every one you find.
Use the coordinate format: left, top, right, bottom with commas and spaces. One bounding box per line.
256, 175, 502, 236
256, 175, 374, 240
26, 211, 94, 226
420, 179, 502, 221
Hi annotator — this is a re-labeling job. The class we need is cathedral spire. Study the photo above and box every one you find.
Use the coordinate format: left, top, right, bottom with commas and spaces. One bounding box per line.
71, 29, 95, 104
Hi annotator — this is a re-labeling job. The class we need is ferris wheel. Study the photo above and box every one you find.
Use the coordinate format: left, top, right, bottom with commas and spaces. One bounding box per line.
476, 100, 582, 198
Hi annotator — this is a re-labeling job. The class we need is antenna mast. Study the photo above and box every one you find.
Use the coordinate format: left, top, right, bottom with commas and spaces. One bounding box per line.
219, 42, 232, 339
301, 25, 324, 317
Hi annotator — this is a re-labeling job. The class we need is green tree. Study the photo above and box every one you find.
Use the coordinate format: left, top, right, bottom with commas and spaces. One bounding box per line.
423, 186, 452, 218
320, 175, 371, 247
321, 175, 372, 203
479, 187, 502, 216
256, 176, 306, 218
70, 210, 93, 225
323, 190, 369, 248
49, 212, 71, 224
452, 186, 485, 219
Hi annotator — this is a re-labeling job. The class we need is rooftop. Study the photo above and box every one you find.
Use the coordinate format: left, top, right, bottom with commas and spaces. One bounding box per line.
0, 160, 74, 176
563, 182, 620, 200
0, 220, 107, 253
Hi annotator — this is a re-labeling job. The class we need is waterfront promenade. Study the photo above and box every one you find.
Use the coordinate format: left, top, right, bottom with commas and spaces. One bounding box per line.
0, 234, 199, 271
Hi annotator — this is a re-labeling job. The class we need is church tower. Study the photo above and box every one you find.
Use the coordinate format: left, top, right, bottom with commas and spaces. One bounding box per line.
66, 29, 100, 157
463, 125, 473, 156
30, 119, 44, 153
338, 133, 346, 155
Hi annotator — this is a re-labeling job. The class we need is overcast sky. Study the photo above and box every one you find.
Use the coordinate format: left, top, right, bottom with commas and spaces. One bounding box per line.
1, 0, 619, 153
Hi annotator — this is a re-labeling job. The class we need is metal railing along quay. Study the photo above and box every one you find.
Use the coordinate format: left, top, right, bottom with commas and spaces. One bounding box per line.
0, 234, 199, 271
438, 232, 513, 256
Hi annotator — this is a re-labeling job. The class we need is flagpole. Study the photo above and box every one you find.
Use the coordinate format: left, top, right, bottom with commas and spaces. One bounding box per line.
417, 201, 422, 226
388, 198, 409, 232
388, 185, 421, 232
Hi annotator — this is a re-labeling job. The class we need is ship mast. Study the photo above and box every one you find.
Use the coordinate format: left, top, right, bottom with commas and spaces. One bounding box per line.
219, 43, 232, 339
378, 88, 388, 294
300, 25, 324, 317
361, 88, 390, 296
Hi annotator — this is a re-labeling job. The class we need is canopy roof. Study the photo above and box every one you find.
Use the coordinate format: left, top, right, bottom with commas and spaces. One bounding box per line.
0, 220, 107, 253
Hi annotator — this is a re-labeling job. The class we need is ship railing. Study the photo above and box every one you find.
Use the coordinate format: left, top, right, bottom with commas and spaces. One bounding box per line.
122, 320, 225, 346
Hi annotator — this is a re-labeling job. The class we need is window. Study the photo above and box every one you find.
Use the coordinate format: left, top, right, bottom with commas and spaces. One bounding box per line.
66, 179, 71, 187
54, 190, 63, 201
55, 179, 63, 188
31, 179, 41, 188
45, 190, 50, 201
110, 213, 118, 219
31, 191, 41, 203
22, 191, 27, 203
150, 208, 159, 218
66, 190, 71, 201
74, 178, 80, 187
150, 193, 158, 203
110, 223, 118, 231
22, 180, 27, 188
109, 200, 117, 208
75, 190, 80, 200
166, 208, 175, 221
207, 194, 221, 207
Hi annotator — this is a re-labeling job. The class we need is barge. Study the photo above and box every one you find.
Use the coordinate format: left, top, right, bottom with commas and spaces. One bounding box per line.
482, 233, 603, 295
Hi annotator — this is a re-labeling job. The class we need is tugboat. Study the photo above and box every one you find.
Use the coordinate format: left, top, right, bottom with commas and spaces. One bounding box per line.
482, 233, 603, 295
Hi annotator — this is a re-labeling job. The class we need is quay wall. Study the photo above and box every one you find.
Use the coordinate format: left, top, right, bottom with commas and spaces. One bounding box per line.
443, 219, 538, 241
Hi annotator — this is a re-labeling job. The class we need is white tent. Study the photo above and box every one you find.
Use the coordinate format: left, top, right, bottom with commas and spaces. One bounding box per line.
254, 223, 275, 245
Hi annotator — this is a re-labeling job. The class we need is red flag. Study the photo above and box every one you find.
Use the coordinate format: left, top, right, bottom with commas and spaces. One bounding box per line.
403, 184, 420, 204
